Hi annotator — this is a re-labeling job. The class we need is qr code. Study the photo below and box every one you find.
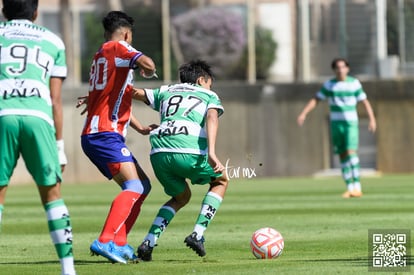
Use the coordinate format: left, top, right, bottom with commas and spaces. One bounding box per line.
369, 229, 411, 272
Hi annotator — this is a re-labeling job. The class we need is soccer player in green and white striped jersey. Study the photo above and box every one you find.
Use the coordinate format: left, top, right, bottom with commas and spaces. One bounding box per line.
297, 58, 376, 198
131, 60, 228, 260
0, 0, 75, 274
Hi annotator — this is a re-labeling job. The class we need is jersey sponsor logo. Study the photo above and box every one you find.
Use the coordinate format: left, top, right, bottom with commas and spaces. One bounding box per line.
3, 30, 42, 41
156, 125, 189, 138
156, 120, 189, 138
2, 84, 41, 99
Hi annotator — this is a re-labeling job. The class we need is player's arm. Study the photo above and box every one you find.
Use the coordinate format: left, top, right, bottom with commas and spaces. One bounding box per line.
361, 99, 376, 132
135, 54, 157, 78
50, 77, 67, 170
132, 87, 150, 104
206, 108, 224, 173
129, 113, 158, 135
297, 97, 319, 126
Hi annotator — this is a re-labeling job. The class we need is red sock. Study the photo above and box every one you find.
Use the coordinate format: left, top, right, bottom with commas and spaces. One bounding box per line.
125, 194, 147, 234
112, 194, 147, 245
98, 190, 140, 246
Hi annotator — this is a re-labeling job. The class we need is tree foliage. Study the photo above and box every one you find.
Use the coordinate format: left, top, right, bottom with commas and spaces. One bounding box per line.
81, 13, 104, 82
171, 7, 246, 78
230, 26, 277, 80
81, 4, 277, 82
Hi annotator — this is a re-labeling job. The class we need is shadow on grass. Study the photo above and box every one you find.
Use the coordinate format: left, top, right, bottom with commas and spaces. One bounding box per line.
300, 256, 414, 267
0, 258, 214, 265
0, 260, 113, 265
300, 257, 369, 267
161, 258, 220, 263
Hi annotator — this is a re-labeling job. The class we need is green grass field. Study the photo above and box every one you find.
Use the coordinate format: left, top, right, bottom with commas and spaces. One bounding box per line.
0, 175, 413, 274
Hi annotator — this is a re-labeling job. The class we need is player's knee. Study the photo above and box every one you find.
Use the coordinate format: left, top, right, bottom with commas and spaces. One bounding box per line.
213, 176, 229, 188
174, 187, 191, 208
142, 179, 151, 195
121, 179, 150, 194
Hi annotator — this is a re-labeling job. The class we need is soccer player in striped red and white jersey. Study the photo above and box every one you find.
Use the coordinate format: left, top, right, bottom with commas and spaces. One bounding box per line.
80, 11, 157, 263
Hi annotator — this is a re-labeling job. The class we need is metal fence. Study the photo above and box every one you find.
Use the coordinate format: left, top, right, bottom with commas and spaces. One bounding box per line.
304, 0, 414, 80
1, 0, 414, 83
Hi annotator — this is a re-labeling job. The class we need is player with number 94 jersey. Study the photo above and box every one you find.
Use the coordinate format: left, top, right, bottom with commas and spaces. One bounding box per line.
0, 19, 66, 125
0, 1, 75, 274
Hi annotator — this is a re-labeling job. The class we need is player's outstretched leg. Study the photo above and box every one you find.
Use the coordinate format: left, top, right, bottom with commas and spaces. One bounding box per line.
112, 179, 151, 262
95, 177, 147, 263
137, 205, 176, 261
91, 189, 141, 263
121, 178, 151, 262
185, 191, 224, 257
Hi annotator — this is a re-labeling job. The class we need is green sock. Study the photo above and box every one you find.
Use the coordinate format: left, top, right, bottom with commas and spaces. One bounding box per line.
193, 192, 223, 240
145, 206, 175, 247
340, 156, 354, 191
349, 153, 361, 191
44, 199, 75, 275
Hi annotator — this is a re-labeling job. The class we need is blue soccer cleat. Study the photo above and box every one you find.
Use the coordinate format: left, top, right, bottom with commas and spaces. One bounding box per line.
90, 239, 127, 264
116, 243, 138, 262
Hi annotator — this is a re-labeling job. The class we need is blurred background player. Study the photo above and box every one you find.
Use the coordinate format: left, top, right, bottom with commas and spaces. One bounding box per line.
0, 0, 76, 274
80, 11, 157, 263
297, 58, 376, 198
131, 60, 229, 260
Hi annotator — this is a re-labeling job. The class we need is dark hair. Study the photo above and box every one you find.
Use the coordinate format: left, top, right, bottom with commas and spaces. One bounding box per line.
179, 60, 214, 84
102, 11, 134, 34
331, 58, 349, 70
2, 0, 38, 20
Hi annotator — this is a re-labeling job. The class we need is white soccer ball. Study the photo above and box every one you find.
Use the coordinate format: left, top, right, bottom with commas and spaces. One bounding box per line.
250, 227, 284, 259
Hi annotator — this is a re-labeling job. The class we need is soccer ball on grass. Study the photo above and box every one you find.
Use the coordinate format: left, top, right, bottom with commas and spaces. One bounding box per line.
250, 227, 284, 259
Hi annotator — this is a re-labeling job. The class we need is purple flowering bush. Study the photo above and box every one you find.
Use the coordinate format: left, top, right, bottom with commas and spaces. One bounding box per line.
172, 7, 246, 78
